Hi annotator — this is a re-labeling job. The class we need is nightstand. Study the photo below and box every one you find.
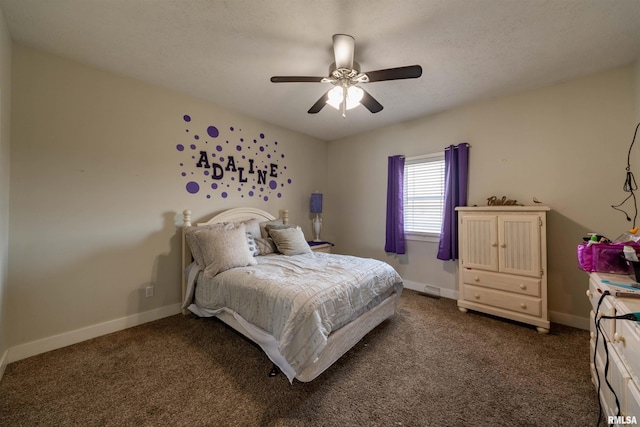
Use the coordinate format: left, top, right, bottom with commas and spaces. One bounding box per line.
308, 241, 333, 253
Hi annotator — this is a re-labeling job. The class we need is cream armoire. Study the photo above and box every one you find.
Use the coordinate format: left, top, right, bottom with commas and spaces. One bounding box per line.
455, 206, 550, 334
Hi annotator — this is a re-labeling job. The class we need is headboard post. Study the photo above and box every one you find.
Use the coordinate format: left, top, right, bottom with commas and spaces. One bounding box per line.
281, 209, 289, 224
181, 209, 193, 315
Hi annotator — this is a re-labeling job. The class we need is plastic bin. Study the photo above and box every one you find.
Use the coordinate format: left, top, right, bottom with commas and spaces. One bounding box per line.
577, 242, 640, 274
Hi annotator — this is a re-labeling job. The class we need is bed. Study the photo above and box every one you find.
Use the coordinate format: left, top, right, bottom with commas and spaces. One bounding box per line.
180, 207, 403, 383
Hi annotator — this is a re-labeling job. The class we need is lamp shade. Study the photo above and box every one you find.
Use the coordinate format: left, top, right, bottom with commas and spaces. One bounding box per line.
326, 86, 364, 110
310, 193, 323, 214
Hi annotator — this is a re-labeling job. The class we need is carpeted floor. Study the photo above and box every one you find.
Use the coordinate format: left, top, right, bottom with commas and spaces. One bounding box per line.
0, 290, 601, 426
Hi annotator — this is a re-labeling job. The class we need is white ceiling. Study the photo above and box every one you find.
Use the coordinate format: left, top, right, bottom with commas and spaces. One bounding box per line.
2, 0, 640, 141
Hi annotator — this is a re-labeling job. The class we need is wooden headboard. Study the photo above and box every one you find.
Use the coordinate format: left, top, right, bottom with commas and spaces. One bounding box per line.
180, 207, 289, 314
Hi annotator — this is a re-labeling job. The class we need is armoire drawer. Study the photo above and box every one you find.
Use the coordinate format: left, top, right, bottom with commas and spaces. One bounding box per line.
462, 268, 540, 297
462, 284, 542, 317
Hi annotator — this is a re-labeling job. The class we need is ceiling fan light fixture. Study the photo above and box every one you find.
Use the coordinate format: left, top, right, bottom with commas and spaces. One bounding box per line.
326, 86, 343, 109
326, 85, 364, 111
346, 86, 364, 109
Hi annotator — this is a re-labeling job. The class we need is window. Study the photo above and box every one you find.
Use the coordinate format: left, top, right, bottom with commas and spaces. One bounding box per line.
404, 153, 445, 241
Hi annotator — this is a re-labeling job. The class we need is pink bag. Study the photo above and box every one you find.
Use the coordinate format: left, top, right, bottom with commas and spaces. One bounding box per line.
577, 242, 640, 274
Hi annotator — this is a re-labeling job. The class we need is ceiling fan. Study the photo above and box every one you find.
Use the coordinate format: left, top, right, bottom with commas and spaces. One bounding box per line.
270, 34, 422, 117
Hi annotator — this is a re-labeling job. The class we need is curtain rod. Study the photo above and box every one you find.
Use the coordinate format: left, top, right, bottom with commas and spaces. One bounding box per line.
444, 142, 471, 150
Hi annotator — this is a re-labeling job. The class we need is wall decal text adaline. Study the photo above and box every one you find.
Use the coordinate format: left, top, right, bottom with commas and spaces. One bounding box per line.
176, 114, 292, 201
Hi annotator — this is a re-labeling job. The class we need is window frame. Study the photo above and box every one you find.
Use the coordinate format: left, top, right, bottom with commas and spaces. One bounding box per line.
403, 152, 445, 243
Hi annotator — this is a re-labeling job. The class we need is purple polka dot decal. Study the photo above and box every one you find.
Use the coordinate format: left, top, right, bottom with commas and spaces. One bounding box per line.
207, 126, 219, 138
186, 181, 200, 194
177, 114, 292, 201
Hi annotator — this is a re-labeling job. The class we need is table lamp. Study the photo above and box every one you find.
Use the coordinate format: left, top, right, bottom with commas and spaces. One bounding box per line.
310, 192, 323, 242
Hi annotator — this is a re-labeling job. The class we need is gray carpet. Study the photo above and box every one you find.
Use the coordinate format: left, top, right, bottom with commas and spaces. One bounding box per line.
0, 290, 601, 426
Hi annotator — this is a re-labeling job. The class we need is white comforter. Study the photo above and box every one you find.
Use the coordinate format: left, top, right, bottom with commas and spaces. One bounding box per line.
187, 252, 403, 376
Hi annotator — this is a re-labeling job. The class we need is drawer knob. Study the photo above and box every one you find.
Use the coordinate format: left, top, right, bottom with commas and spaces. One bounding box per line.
500, 243, 506, 248
520, 303, 527, 310
519, 284, 527, 290
614, 332, 626, 344
586, 290, 593, 298
474, 293, 480, 299
474, 276, 480, 282
590, 332, 596, 339
491, 242, 498, 247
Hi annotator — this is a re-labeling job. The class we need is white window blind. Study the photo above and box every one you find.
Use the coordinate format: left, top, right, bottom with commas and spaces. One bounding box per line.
404, 154, 445, 235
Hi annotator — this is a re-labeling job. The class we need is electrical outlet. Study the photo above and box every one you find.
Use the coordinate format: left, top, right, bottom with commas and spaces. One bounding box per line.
145, 286, 154, 297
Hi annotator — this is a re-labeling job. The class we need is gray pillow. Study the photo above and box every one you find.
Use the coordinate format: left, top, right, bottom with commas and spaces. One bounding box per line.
265, 223, 296, 238
184, 223, 234, 268
194, 223, 257, 278
239, 218, 261, 238
246, 232, 259, 256
259, 218, 284, 238
268, 226, 312, 256
254, 237, 278, 255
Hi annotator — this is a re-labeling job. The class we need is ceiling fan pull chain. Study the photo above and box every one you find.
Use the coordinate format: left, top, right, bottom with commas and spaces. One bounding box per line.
342, 84, 347, 118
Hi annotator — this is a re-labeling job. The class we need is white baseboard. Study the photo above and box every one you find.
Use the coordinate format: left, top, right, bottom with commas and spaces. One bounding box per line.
550, 310, 589, 330
402, 279, 458, 300
401, 279, 590, 330
0, 348, 7, 382
6, 303, 182, 365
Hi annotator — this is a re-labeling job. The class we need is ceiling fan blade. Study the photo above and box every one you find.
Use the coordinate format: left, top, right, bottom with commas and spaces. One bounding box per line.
364, 65, 422, 82
332, 34, 355, 69
308, 91, 330, 114
270, 76, 326, 83
360, 89, 383, 113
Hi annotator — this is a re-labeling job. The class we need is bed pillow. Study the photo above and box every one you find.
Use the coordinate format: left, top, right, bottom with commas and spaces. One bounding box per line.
268, 226, 312, 256
239, 218, 261, 238
194, 223, 257, 278
246, 232, 259, 256
259, 218, 284, 238
254, 237, 278, 255
184, 226, 203, 266
184, 223, 234, 268
265, 223, 296, 236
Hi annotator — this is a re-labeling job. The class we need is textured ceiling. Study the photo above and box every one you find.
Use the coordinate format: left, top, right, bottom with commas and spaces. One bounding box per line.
2, 0, 640, 141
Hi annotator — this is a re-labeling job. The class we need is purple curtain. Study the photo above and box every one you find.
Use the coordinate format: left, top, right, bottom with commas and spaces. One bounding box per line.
385, 155, 406, 254
437, 143, 470, 261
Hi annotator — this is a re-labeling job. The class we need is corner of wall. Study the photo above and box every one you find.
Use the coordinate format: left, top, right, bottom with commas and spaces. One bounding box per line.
0, 5, 12, 383
0, 349, 7, 380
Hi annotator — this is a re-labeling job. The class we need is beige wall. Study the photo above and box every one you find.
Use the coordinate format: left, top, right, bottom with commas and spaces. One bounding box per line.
7, 45, 327, 352
636, 59, 640, 122
0, 7, 11, 371
328, 66, 637, 327
3, 39, 639, 364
